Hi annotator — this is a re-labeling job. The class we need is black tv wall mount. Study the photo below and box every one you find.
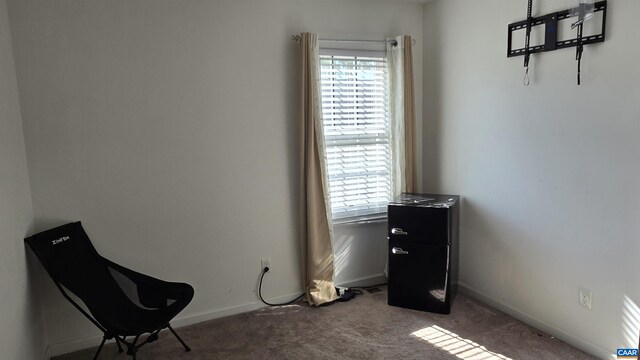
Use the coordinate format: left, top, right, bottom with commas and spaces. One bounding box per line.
507, 0, 607, 85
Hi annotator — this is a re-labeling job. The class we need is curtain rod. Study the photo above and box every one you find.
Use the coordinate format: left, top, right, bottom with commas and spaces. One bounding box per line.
291, 35, 415, 46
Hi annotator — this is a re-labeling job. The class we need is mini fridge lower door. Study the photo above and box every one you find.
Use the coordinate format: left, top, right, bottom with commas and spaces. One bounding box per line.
388, 240, 451, 314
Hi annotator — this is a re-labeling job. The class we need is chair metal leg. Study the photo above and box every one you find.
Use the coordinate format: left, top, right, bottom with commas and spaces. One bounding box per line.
93, 336, 107, 360
115, 337, 124, 353
167, 324, 191, 352
127, 335, 140, 357
98, 327, 188, 359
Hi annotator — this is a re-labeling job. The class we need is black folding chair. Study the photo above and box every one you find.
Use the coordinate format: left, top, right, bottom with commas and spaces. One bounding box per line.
25, 221, 194, 359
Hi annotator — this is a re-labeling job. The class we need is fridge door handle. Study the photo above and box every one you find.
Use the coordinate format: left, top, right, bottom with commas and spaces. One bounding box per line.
391, 228, 408, 235
392, 247, 409, 255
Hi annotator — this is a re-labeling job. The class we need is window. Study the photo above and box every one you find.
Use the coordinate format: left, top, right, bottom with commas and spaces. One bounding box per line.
319, 52, 391, 222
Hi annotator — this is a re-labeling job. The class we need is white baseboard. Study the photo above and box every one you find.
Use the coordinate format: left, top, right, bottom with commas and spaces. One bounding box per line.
458, 282, 613, 359
170, 290, 304, 329
48, 291, 303, 357
42, 345, 51, 360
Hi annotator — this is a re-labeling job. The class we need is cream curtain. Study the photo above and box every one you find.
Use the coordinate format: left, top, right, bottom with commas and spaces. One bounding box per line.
388, 35, 417, 196
298, 32, 339, 306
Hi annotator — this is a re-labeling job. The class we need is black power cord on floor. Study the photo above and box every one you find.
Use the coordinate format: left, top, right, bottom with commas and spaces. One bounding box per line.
258, 268, 385, 307
349, 282, 388, 291
258, 267, 305, 306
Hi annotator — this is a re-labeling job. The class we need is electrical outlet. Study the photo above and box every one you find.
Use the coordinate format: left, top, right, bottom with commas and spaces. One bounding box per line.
579, 288, 592, 310
261, 258, 271, 271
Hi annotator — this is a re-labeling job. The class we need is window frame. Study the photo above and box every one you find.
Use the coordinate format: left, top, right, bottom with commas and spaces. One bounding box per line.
319, 48, 392, 225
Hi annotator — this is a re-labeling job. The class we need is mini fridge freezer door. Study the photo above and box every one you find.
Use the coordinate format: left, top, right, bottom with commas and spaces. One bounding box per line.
387, 205, 450, 244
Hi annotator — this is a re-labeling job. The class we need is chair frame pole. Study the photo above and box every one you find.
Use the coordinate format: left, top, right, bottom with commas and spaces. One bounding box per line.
167, 324, 191, 352
93, 336, 107, 360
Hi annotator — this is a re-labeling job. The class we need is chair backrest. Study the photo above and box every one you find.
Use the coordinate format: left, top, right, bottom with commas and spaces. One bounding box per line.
24, 221, 110, 303
26, 221, 195, 337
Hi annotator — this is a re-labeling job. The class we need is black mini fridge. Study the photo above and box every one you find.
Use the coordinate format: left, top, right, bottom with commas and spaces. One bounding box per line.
387, 193, 459, 314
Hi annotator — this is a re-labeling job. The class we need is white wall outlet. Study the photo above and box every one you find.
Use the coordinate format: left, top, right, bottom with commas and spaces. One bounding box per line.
261, 258, 271, 271
579, 288, 592, 310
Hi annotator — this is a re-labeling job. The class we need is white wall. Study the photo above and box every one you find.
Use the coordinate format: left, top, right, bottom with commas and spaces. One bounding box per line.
0, 0, 47, 358
334, 222, 388, 287
424, 0, 640, 357
7, 0, 422, 354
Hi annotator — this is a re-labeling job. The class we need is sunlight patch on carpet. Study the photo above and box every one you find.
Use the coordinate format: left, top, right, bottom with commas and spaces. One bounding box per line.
412, 325, 512, 360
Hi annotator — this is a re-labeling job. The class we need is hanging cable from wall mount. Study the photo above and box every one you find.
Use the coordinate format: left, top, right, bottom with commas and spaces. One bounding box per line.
571, 0, 595, 85
575, 21, 584, 85
523, 0, 533, 86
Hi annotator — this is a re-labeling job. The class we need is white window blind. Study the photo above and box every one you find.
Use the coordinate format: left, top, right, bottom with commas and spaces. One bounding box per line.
320, 54, 391, 221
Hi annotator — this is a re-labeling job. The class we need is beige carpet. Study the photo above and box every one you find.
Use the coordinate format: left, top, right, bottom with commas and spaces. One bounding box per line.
55, 288, 595, 360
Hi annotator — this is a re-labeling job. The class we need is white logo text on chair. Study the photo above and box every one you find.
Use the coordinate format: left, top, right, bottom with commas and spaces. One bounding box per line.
52, 236, 70, 245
